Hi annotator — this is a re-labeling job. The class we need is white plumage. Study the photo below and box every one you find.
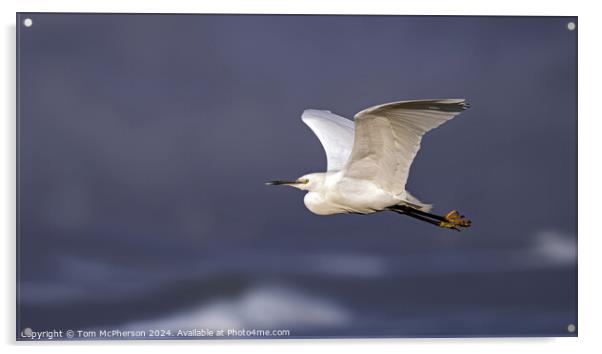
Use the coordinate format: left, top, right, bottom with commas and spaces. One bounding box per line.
301, 109, 354, 172
268, 99, 471, 230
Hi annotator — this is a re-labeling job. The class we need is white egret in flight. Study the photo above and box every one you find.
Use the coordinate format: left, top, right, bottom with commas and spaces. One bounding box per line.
267, 99, 471, 231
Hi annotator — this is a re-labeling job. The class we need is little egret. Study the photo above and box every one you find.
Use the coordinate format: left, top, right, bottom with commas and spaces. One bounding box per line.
267, 99, 472, 231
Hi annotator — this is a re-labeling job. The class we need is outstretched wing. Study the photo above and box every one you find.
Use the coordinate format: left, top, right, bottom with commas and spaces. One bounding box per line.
343, 99, 469, 195
302, 109, 355, 171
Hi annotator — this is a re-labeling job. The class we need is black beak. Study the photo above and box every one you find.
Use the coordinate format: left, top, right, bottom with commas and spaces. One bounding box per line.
265, 180, 298, 186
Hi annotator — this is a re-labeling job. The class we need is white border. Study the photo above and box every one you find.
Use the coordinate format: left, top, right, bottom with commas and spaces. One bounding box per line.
2, 1, 599, 353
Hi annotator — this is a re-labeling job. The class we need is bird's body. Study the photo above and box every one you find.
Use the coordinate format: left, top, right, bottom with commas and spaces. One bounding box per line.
302, 172, 402, 215
268, 99, 472, 230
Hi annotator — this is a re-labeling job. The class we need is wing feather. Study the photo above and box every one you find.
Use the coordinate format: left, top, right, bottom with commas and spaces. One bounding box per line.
301, 109, 355, 171
343, 99, 469, 195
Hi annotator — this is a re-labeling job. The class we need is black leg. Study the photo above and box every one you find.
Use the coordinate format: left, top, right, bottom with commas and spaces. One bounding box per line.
404, 207, 446, 221
388, 207, 444, 228
387, 205, 463, 231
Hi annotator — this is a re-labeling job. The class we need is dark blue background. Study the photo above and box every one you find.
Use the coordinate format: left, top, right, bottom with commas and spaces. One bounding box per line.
17, 14, 577, 338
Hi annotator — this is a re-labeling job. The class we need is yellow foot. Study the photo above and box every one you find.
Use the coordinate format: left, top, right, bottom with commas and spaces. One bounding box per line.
441, 210, 472, 230
439, 220, 460, 231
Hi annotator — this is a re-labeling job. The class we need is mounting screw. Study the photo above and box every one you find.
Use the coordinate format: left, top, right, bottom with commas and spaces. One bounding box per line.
23, 18, 33, 28
567, 22, 576, 31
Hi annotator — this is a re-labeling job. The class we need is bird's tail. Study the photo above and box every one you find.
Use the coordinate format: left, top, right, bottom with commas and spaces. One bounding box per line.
401, 192, 433, 212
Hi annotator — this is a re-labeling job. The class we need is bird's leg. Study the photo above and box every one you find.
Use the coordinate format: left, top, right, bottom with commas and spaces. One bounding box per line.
404, 206, 471, 228
388, 207, 455, 230
390, 205, 471, 230
401, 206, 445, 221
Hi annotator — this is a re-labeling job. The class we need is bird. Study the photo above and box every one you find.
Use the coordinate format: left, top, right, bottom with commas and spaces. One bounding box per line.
267, 99, 472, 231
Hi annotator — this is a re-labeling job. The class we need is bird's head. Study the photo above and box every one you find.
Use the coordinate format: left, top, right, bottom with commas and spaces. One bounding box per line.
266, 173, 325, 191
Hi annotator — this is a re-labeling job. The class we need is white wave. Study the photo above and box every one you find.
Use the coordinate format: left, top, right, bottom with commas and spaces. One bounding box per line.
126, 284, 351, 330
533, 230, 577, 265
